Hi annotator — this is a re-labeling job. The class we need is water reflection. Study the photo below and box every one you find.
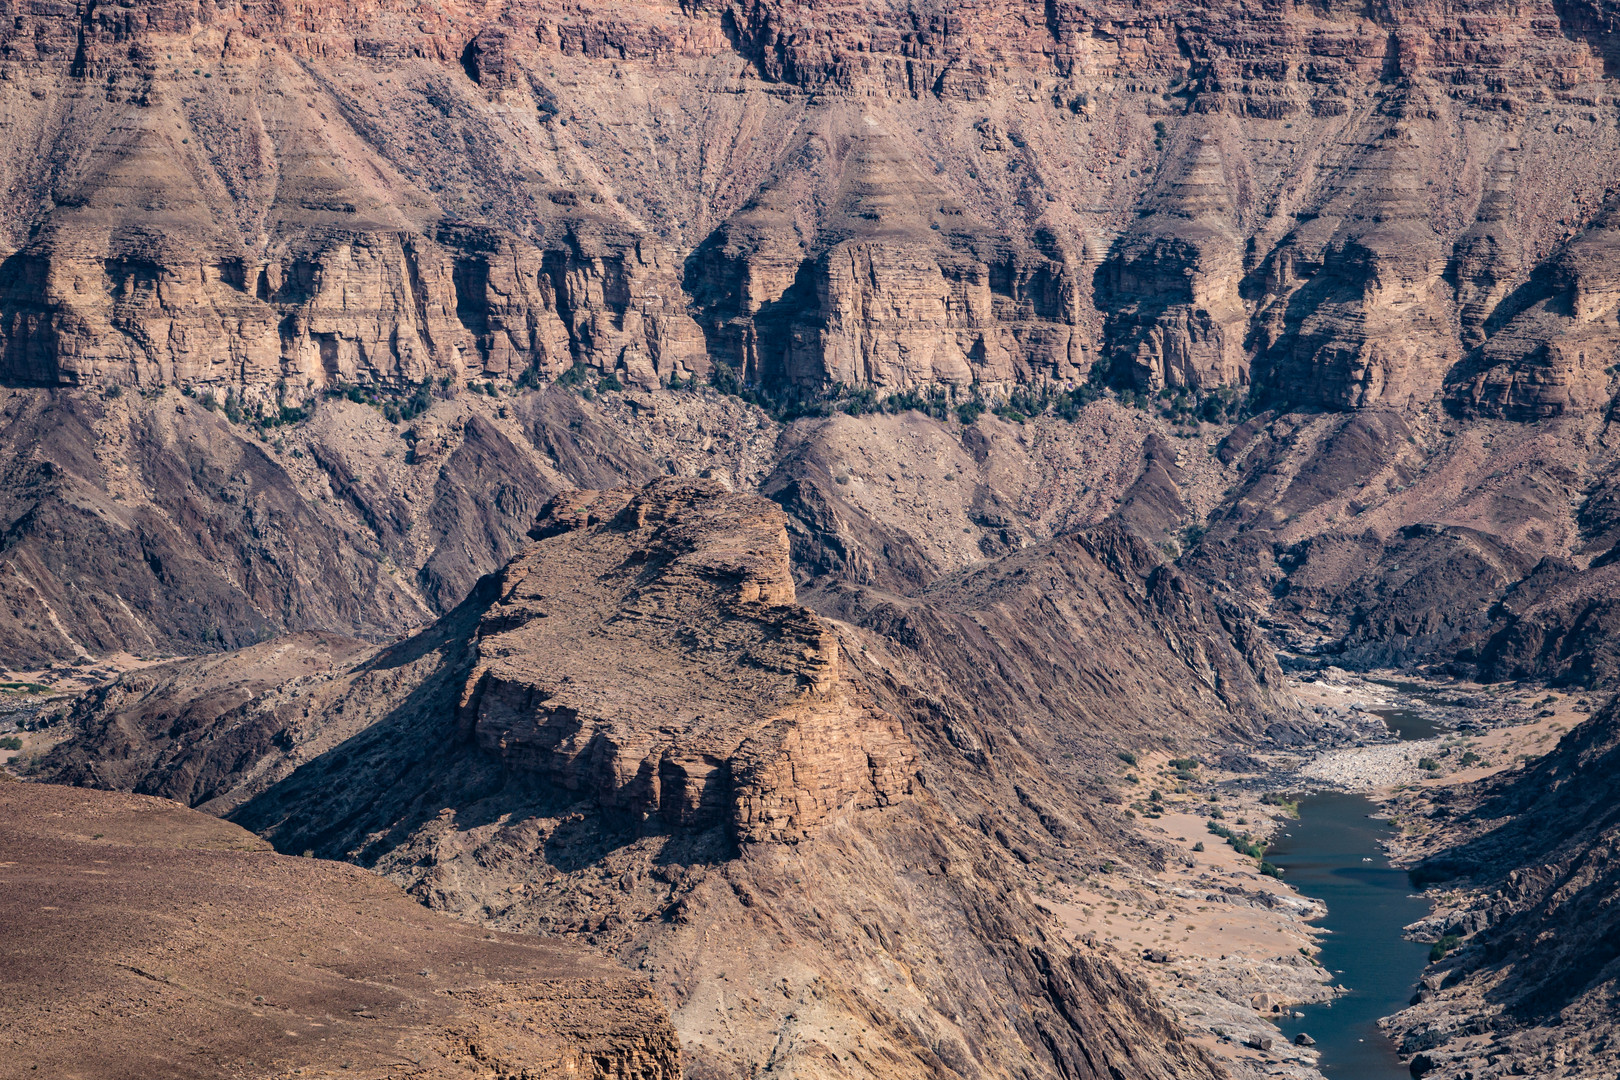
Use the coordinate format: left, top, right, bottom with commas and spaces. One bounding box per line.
1267, 792, 1432, 1080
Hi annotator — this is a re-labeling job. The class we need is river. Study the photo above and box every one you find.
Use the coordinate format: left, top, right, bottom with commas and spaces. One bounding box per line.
1268, 791, 1432, 1079
1370, 706, 1440, 741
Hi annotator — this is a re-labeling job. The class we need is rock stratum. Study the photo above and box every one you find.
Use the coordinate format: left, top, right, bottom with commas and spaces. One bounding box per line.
0, 777, 681, 1080
9, 0, 1620, 415
19, 0, 1620, 1076
39, 476, 1288, 1080
9, 0, 1620, 692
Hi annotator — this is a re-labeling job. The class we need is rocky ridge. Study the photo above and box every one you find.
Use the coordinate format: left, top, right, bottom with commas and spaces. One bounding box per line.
20, 0, 1620, 1074
11, 0, 1620, 696
456, 481, 917, 846
1381, 696, 1620, 1080
39, 476, 1291, 1080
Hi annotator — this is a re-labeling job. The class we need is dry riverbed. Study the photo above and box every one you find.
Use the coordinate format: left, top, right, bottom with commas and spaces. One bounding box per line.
1051, 751, 1336, 1079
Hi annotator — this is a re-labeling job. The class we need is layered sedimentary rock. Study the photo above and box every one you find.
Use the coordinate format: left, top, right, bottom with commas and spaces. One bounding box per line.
0, 17, 709, 395
1, 778, 681, 1080
1097, 135, 1247, 393
1445, 205, 1620, 421
1248, 109, 1462, 411
457, 482, 916, 843
0, 383, 683, 666
688, 121, 1085, 391
7, 0, 1620, 415
0, 374, 1184, 669
40, 476, 1281, 1080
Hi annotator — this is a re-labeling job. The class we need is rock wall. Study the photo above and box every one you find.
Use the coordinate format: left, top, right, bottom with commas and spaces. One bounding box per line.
1392, 697, 1620, 1079
37, 474, 1256, 1080
459, 481, 916, 845
10, 0, 1620, 412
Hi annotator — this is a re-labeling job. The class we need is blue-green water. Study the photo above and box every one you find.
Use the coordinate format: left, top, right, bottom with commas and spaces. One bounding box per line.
1371, 707, 1440, 741
1268, 792, 1432, 1079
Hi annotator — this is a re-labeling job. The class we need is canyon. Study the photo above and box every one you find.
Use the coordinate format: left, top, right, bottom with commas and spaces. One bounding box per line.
8, 0, 1620, 1078
36, 476, 1288, 1080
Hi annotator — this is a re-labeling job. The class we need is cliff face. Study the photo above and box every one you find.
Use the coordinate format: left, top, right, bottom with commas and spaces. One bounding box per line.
9, 0, 1620, 413
457, 482, 916, 845
1, 779, 681, 1080
26, 3, 1620, 1075
40, 476, 1283, 1080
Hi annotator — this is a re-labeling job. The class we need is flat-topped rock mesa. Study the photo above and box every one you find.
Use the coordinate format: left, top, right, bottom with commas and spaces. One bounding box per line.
459, 478, 916, 843
9, 0, 1620, 414
0, 778, 681, 1080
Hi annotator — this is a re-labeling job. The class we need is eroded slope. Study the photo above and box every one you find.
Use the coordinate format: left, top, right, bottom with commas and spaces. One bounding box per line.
41, 477, 1276, 1080
0, 779, 680, 1080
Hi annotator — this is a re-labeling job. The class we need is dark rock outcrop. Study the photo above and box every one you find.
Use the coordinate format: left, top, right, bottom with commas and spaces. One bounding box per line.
1392, 696, 1620, 1078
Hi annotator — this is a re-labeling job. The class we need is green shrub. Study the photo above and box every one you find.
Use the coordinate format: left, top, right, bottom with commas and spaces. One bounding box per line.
1419, 757, 1441, 772
1430, 934, 1461, 962
0, 736, 21, 751
1207, 820, 1266, 860
1261, 792, 1301, 817
1116, 750, 1138, 767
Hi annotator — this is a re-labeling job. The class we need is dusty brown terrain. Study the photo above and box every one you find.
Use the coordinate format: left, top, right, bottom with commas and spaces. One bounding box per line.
0, 778, 680, 1080
1360, 692, 1620, 1080
4, 0, 1620, 694
39, 476, 1286, 1080
1049, 793, 1334, 1080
